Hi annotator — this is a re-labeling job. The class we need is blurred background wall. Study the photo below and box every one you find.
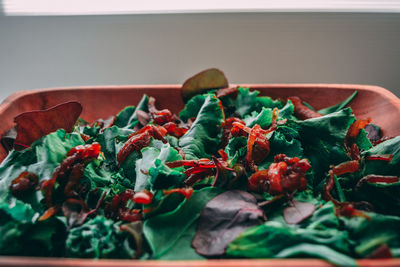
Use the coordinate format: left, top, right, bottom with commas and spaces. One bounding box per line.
0, 12, 399, 101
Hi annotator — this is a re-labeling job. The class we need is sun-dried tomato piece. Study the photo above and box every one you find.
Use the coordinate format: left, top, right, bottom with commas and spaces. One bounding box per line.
323, 160, 359, 205
347, 118, 371, 140
9, 171, 38, 197
356, 175, 399, 189
119, 189, 136, 203
331, 160, 360, 176
324, 162, 374, 218
288, 96, 322, 120
67, 142, 101, 159
248, 154, 310, 195
117, 125, 168, 165
221, 118, 245, 147
365, 154, 394, 162
80, 134, 91, 142
167, 156, 234, 187
335, 203, 370, 219
348, 143, 361, 161
163, 187, 194, 199
41, 143, 101, 213
38, 206, 60, 221
218, 149, 228, 161
117, 132, 151, 165
148, 96, 173, 125
162, 122, 188, 138
231, 122, 272, 167
119, 208, 143, 222
372, 136, 394, 146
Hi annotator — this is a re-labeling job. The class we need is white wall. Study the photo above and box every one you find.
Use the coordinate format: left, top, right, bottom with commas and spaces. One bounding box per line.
0, 13, 400, 101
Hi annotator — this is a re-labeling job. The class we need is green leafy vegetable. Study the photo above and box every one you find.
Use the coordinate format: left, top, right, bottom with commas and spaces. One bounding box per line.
179, 95, 224, 159
143, 187, 222, 259
318, 91, 357, 115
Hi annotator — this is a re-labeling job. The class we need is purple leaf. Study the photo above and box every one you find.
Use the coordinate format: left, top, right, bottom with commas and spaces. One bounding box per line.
192, 190, 264, 257
364, 124, 381, 142
283, 201, 315, 225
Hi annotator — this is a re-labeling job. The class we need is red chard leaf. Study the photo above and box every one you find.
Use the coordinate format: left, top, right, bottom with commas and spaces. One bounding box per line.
367, 244, 393, 259
1, 127, 17, 152
283, 201, 315, 225
181, 68, 228, 102
14, 101, 82, 150
192, 190, 264, 257
364, 123, 382, 143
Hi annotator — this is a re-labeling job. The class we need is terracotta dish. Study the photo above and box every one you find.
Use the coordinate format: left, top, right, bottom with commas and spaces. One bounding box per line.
0, 84, 399, 267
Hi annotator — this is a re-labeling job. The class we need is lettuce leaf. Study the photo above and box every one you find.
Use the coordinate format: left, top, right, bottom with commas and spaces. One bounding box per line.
290, 109, 355, 187
234, 87, 282, 118
113, 95, 149, 129
66, 216, 129, 258
179, 94, 207, 122
179, 95, 224, 160
135, 142, 183, 192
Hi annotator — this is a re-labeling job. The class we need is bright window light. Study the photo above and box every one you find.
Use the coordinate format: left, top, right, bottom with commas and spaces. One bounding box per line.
3, 0, 400, 16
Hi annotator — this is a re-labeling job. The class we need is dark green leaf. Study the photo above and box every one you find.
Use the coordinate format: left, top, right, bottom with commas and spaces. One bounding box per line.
291, 109, 355, 187
318, 91, 357, 115
66, 216, 127, 258
143, 187, 222, 259
275, 244, 356, 266
342, 212, 400, 257
113, 95, 149, 129
179, 94, 207, 122
243, 108, 273, 129
234, 87, 282, 118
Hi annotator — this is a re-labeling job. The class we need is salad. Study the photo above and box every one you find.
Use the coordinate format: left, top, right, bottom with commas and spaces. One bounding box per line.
0, 69, 399, 266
